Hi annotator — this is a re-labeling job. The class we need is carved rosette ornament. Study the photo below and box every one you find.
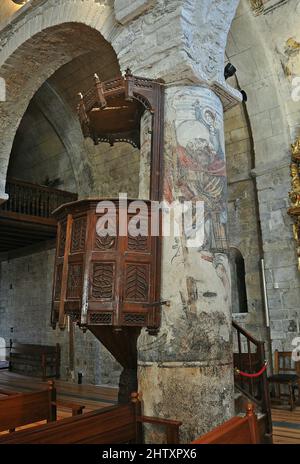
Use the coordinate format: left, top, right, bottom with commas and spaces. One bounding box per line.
288, 137, 300, 270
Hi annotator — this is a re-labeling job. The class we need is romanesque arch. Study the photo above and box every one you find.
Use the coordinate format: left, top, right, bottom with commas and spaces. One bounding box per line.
0, 0, 120, 202
0, 0, 243, 204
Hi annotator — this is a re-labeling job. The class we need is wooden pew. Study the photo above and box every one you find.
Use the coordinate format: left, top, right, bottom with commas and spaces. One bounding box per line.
9, 342, 60, 380
0, 393, 182, 444
0, 386, 84, 417
56, 400, 85, 416
191, 404, 261, 444
0, 382, 56, 433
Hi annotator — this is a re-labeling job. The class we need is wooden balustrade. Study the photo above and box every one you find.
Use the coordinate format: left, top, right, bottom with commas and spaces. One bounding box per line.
232, 321, 272, 440
1, 178, 77, 219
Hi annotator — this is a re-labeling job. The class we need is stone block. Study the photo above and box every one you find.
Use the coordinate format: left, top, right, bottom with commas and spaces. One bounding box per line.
114, 0, 155, 25
269, 310, 289, 320
282, 288, 300, 309
270, 320, 283, 332
270, 330, 287, 340
273, 266, 299, 284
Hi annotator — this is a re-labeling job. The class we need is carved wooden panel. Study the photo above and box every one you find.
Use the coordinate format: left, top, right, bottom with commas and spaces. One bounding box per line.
66, 263, 83, 299
58, 222, 66, 257
126, 212, 150, 251
127, 234, 148, 251
94, 213, 118, 251
124, 264, 149, 302
123, 313, 146, 325
71, 217, 86, 253
88, 312, 113, 324
91, 263, 114, 300
52, 199, 161, 331
95, 234, 116, 251
54, 264, 63, 301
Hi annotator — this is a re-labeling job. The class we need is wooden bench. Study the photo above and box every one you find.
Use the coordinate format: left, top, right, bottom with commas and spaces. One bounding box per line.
56, 400, 85, 416
0, 385, 84, 418
0, 393, 182, 444
191, 404, 261, 444
9, 342, 60, 380
0, 382, 56, 433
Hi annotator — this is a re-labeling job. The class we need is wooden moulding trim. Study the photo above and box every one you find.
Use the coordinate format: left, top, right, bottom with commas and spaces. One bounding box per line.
58, 214, 73, 329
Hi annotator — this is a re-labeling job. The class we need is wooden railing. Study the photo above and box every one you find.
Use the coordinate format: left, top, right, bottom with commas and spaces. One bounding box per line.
0, 178, 77, 218
232, 321, 272, 439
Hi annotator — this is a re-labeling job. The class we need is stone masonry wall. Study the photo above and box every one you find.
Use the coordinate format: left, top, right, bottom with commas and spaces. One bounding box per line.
225, 102, 267, 342
0, 249, 121, 384
226, 0, 300, 356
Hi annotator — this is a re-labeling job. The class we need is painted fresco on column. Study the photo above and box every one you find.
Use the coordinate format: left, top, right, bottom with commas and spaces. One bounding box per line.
164, 87, 228, 253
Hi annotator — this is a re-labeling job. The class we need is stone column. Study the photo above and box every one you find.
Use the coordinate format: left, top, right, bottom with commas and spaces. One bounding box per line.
137, 86, 234, 443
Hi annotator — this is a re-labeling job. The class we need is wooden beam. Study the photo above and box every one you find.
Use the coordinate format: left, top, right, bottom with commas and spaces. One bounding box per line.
0, 239, 56, 262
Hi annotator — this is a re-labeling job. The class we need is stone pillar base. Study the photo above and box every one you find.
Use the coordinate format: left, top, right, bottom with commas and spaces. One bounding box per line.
138, 361, 234, 443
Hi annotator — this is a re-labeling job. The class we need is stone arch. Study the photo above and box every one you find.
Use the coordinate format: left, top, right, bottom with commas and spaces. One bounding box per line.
8, 83, 81, 195
25, 81, 94, 196
225, 0, 290, 168
0, 0, 121, 201
0, 0, 245, 202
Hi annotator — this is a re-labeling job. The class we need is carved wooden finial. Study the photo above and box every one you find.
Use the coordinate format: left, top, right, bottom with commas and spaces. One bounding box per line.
77, 93, 89, 126
47, 380, 55, 390
131, 392, 140, 403
94, 73, 107, 109
246, 403, 255, 416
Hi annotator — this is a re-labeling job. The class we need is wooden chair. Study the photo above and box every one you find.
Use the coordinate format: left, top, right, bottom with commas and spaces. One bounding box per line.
191, 404, 261, 444
268, 350, 300, 411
